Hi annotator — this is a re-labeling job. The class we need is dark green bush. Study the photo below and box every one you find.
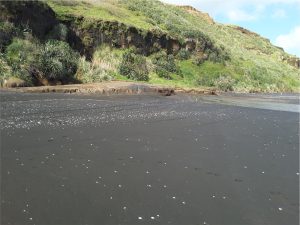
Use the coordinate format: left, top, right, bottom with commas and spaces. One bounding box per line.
5, 38, 79, 84
177, 49, 191, 60
152, 51, 181, 79
206, 45, 230, 63
0, 21, 21, 52
193, 53, 208, 66
5, 38, 40, 84
119, 49, 149, 81
37, 40, 79, 80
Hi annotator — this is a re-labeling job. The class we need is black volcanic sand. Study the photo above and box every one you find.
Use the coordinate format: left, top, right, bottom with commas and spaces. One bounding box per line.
1, 91, 299, 225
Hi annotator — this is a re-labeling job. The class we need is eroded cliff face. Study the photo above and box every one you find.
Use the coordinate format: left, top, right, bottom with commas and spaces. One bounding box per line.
286, 57, 300, 69
65, 16, 185, 58
0, 0, 223, 65
64, 16, 225, 60
0, 1, 58, 39
0, 1, 215, 60
1, 0, 298, 70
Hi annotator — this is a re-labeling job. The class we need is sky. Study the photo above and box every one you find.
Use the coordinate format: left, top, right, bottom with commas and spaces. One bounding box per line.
162, 0, 300, 57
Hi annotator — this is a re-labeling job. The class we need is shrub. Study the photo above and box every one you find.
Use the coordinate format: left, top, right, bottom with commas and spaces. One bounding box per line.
192, 53, 208, 66
119, 49, 149, 81
206, 46, 230, 64
5, 38, 40, 84
37, 40, 79, 81
92, 45, 121, 71
5, 38, 80, 85
197, 75, 215, 87
0, 21, 21, 52
177, 49, 191, 60
0, 54, 13, 86
151, 51, 181, 79
5, 38, 37, 66
76, 56, 112, 83
76, 45, 123, 83
213, 76, 235, 91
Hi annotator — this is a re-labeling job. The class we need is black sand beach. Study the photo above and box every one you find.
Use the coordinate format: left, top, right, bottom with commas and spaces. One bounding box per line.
1, 91, 299, 225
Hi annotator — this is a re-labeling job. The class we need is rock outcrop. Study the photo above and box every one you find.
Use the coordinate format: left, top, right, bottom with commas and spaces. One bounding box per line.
287, 57, 300, 69
177, 5, 215, 25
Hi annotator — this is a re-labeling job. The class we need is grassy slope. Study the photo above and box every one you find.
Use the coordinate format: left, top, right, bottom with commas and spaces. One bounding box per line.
47, 0, 152, 30
48, 0, 299, 92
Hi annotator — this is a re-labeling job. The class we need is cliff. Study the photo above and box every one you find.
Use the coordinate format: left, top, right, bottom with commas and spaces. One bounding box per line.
0, 0, 299, 92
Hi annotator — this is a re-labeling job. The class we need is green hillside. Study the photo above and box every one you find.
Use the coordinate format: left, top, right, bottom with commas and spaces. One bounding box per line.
1, 0, 299, 92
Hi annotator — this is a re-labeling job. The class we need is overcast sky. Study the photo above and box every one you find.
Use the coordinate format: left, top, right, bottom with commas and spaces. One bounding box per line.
161, 0, 300, 57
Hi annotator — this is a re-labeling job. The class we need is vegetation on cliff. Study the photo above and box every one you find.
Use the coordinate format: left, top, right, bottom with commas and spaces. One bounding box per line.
0, 0, 299, 92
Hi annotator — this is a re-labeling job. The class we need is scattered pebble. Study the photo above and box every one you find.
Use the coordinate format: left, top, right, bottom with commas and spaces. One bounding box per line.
278, 207, 283, 211
138, 216, 143, 220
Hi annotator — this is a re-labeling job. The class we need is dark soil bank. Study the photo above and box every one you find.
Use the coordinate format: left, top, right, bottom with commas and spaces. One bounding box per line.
1, 91, 299, 225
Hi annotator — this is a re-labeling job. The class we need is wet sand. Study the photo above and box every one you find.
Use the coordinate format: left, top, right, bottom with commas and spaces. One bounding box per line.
1, 91, 299, 225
